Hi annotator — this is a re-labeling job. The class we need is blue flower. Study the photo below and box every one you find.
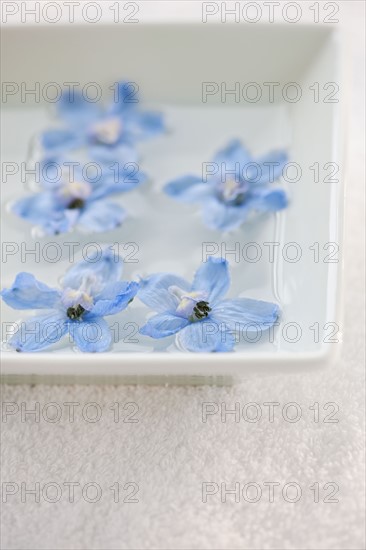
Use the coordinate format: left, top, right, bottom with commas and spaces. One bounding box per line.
1, 248, 139, 352
41, 81, 164, 158
138, 257, 279, 352
164, 139, 288, 232
12, 155, 146, 235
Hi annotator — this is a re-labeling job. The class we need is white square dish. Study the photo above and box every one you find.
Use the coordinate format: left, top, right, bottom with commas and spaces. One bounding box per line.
1, 22, 344, 383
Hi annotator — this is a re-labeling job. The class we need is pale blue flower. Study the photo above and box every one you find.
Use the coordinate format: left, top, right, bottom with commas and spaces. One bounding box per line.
41, 81, 164, 157
138, 257, 279, 352
12, 155, 146, 235
164, 139, 288, 232
1, 248, 139, 352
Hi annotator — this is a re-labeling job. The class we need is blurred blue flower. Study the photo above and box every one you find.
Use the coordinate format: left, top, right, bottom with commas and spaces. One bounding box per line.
1, 248, 139, 352
164, 139, 288, 232
138, 256, 279, 352
12, 155, 146, 235
41, 81, 164, 157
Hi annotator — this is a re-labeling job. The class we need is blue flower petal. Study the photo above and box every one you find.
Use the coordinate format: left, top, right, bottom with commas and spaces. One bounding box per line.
12, 193, 80, 235
41, 129, 82, 153
107, 81, 140, 114
213, 139, 252, 170
176, 318, 235, 352
124, 110, 164, 140
57, 89, 100, 126
91, 170, 146, 200
140, 313, 189, 338
191, 256, 230, 304
12, 192, 58, 223
251, 150, 288, 185
108, 168, 147, 193
39, 155, 66, 190
62, 247, 123, 291
77, 201, 126, 233
213, 298, 280, 332
88, 281, 139, 317
88, 143, 139, 166
44, 209, 80, 235
201, 197, 250, 232
248, 188, 288, 212
8, 312, 68, 352
138, 273, 191, 313
1, 273, 61, 310
107, 81, 164, 138
164, 175, 213, 203
69, 316, 112, 352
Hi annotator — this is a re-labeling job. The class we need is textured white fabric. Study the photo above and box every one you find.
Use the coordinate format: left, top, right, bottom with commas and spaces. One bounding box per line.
1, 3, 365, 549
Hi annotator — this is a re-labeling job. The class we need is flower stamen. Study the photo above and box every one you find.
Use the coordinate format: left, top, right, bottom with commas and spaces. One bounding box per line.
219, 179, 248, 206
168, 286, 211, 321
67, 197, 85, 210
91, 117, 122, 145
191, 301, 211, 321
57, 181, 92, 210
67, 304, 85, 320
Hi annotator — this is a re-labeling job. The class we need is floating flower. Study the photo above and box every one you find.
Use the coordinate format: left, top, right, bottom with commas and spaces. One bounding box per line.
41, 81, 164, 158
12, 155, 146, 235
1, 248, 139, 352
138, 257, 279, 352
164, 139, 288, 232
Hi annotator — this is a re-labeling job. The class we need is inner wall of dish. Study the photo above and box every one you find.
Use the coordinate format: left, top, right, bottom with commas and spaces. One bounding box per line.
1, 25, 339, 354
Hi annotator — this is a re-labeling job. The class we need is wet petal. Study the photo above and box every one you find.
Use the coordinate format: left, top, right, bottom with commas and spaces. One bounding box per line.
69, 316, 112, 352
12, 192, 80, 235
248, 188, 288, 212
39, 155, 67, 190
1, 273, 60, 309
88, 281, 139, 317
107, 81, 140, 115
139, 313, 189, 338
77, 201, 126, 233
124, 110, 164, 140
88, 142, 139, 166
41, 129, 82, 153
191, 256, 230, 304
213, 298, 280, 332
164, 175, 213, 203
57, 89, 100, 126
249, 150, 288, 185
201, 197, 250, 232
12, 192, 58, 223
62, 246, 123, 291
138, 273, 191, 313
8, 312, 67, 352
213, 139, 252, 170
45, 209, 80, 235
91, 169, 146, 200
176, 318, 235, 352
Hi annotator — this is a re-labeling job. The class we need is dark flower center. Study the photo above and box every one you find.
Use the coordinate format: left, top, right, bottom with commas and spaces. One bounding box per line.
234, 192, 246, 205
192, 301, 211, 320
218, 189, 248, 206
218, 178, 249, 206
68, 198, 85, 210
67, 304, 86, 320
